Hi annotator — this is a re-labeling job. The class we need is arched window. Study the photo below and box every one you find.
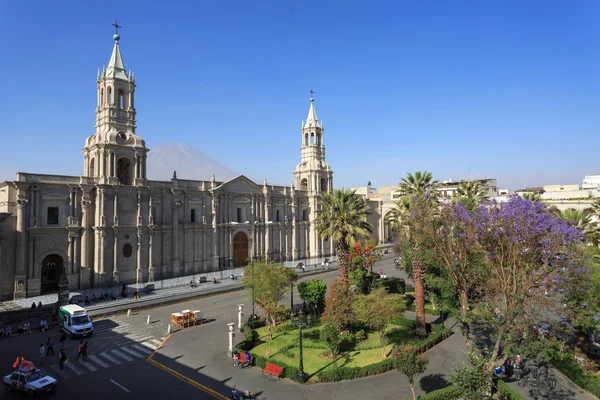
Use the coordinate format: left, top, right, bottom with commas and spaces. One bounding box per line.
117, 157, 132, 185
320, 178, 326, 191
130, 93, 134, 108
316, 134, 321, 146
300, 178, 308, 191
89, 158, 95, 177
123, 243, 132, 258
118, 90, 125, 109
304, 134, 309, 146
100, 88, 104, 106
310, 133, 315, 145
108, 87, 113, 105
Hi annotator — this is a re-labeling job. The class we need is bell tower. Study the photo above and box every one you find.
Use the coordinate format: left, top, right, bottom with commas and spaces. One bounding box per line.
83, 25, 148, 186
294, 95, 333, 193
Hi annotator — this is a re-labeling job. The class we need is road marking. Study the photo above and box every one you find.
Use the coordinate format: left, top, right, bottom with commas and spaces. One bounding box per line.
131, 344, 153, 355
140, 341, 155, 350
127, 334, 154, 342
49, 364, 70, 378
100, 352, 122, 365
149, 338, 163, 346
110, 379, 130, 393
64, 361, 85, 375
120, 346, 145, 358
111, 349, 133, 362
88, 355, 110, 368
78, 359, 98, 371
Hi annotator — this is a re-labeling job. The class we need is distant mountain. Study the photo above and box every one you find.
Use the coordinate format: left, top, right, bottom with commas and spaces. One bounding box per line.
146, 143, 240, 182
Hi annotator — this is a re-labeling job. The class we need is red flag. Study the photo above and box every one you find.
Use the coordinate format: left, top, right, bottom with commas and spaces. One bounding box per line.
12, 357, 19, 368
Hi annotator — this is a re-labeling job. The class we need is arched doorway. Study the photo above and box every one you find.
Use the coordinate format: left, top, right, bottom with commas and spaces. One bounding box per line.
232, 232, 249, 267
41, 254, 64, 294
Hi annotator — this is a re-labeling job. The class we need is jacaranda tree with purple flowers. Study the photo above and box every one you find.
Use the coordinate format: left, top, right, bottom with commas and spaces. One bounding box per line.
474, 196, 586, 366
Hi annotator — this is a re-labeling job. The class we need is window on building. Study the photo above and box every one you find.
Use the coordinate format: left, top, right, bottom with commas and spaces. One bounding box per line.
302, 209, 309, 221
276, 209, 280, 222
237, 208, 242, 223
123, 243, 132, 258
190, 208, 196, 223
47, 207, 59, 225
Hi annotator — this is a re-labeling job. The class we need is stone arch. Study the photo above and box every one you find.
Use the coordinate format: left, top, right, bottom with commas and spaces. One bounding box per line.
107, 86, 113, 105
89, 157, 95, 177
117, 89, 125, 108
304, 133, 309, 146
383, 209, 398, 243
320, 178, 326, 191
40, 254, 64, 294
117, 157, 132, 185
232, 231, 249, 267
300, 178, 308, 191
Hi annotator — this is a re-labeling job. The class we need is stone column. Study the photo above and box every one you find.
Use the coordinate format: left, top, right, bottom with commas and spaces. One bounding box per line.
227, 323, 236, 357
68, 234, 74, 274
211, 193, 220, 269
291, 197, 298, 261
14, 193, 28, 299
264, 195, 271, 261
379, 201, 384, 244
136, 229, 143, 287
238, 304, 244, 331
148, 227, 155, 283
172, 195, 181, 276
113, 227, 119, 283
0, 213, 11, 291
79, 190, 92, 288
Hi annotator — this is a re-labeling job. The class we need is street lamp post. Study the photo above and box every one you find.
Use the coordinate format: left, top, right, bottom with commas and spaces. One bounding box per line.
251, 252, 255, 327
290, 281, 294, 315
290, 309, 312, 383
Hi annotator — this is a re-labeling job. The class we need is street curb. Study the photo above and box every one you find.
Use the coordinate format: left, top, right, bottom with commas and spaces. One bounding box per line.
146, 333, 228, 400
90, 265, 339, 321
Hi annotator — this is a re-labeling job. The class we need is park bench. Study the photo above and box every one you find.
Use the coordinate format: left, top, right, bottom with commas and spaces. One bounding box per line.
199, 276, 208, 283
144, 284, 155, 294
262, 362, 283, 380
238, 352, 252, 368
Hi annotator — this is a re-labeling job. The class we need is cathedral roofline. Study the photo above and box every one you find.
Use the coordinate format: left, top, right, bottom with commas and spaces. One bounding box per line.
106, 36, 128, 80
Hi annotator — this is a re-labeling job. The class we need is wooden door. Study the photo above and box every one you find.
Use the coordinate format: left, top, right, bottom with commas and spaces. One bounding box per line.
233, 232, 249, 267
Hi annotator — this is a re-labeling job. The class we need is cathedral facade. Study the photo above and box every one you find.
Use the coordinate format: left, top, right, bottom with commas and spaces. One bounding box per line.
0, 33, 334, 300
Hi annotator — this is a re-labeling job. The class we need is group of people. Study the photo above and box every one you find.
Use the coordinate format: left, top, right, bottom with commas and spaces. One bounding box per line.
231, 384, 256, 400
30, 301, 43, 309
0, 326, 12, 338
232, 350, 252, 368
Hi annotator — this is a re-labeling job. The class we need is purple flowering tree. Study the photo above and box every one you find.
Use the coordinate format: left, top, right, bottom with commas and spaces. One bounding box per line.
474, 196, 585, 365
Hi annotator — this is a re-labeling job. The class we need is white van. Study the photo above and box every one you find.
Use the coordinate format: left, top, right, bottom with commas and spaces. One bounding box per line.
57, 305, 93, 338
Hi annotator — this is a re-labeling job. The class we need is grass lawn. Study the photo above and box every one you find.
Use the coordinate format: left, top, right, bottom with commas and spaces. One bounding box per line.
248, 320, 422, 382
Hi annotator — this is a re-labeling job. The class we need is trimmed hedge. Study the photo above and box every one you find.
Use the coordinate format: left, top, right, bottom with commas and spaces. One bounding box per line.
496, 379, 527, 400
416, 385, 461, 400
553, 357, 600, 397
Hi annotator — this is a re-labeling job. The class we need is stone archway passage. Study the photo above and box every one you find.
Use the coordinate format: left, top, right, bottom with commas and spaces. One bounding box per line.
41, 254, 64, 294
233, 232, 249, 267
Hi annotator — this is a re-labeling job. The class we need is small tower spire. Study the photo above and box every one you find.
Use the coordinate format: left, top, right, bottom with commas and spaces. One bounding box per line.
305, 91, 319, 128
106, 22, 127, 80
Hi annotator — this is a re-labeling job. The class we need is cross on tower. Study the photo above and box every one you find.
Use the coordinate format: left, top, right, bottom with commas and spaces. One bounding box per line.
112, 21, 122, 34
309, 89, 314, 98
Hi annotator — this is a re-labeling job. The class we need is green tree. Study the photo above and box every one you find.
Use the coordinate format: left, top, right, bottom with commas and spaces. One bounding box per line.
315, 189, 373, 286
320, 322, 341, 368
448, 354, 489, 400
456, 180, 487, 210
321, 278, 356, 332
354, 287, 407, 358
396, 171, 439, 337
521, 192, 542, 202
393, 345, 428, 400
241, 262, 298, 358
297, 279, 327, 316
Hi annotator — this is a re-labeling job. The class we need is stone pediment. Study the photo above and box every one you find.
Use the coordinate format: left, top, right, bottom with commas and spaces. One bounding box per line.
42, 193, 69, 201
215, 175, 261, 194
188, 197, 202, 204
275, 200, 285, 206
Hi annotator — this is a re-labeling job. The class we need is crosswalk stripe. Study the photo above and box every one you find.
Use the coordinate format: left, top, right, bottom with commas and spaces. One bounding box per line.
149, 339, 163, 346
100, 352, 122, 365
111, 349, 133, 362
140, 341, 156, 350
49, 364, 70, 378
126, 334, 154, 342
78, 360, 98, 372
120, 346, 145, 358
131, 344, 153, 355
64, 361, 85, 375
88, 355, 110, 368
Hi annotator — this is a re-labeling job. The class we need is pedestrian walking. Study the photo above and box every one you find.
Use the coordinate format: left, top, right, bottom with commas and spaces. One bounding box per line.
58, 350, 68, 370
82, 341, 89, 360
76, 341, 84, 360
39, 344, 45, 365
46, 337, 55, 356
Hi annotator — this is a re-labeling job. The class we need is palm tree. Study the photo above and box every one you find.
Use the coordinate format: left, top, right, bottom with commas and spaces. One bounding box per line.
316, 189, 372, 285
591, 199, 600, 220
397, 171, 438, 337
556, 208, 598, 245
399, 171, 439, 197
456, 181, 487, 205
521, 192, 542, 202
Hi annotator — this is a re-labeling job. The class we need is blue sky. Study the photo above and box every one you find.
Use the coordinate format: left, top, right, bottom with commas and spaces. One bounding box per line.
0, 1, 598, 190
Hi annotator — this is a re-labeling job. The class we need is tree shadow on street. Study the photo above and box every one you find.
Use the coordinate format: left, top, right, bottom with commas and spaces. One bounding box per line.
419, 373, 450, 392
